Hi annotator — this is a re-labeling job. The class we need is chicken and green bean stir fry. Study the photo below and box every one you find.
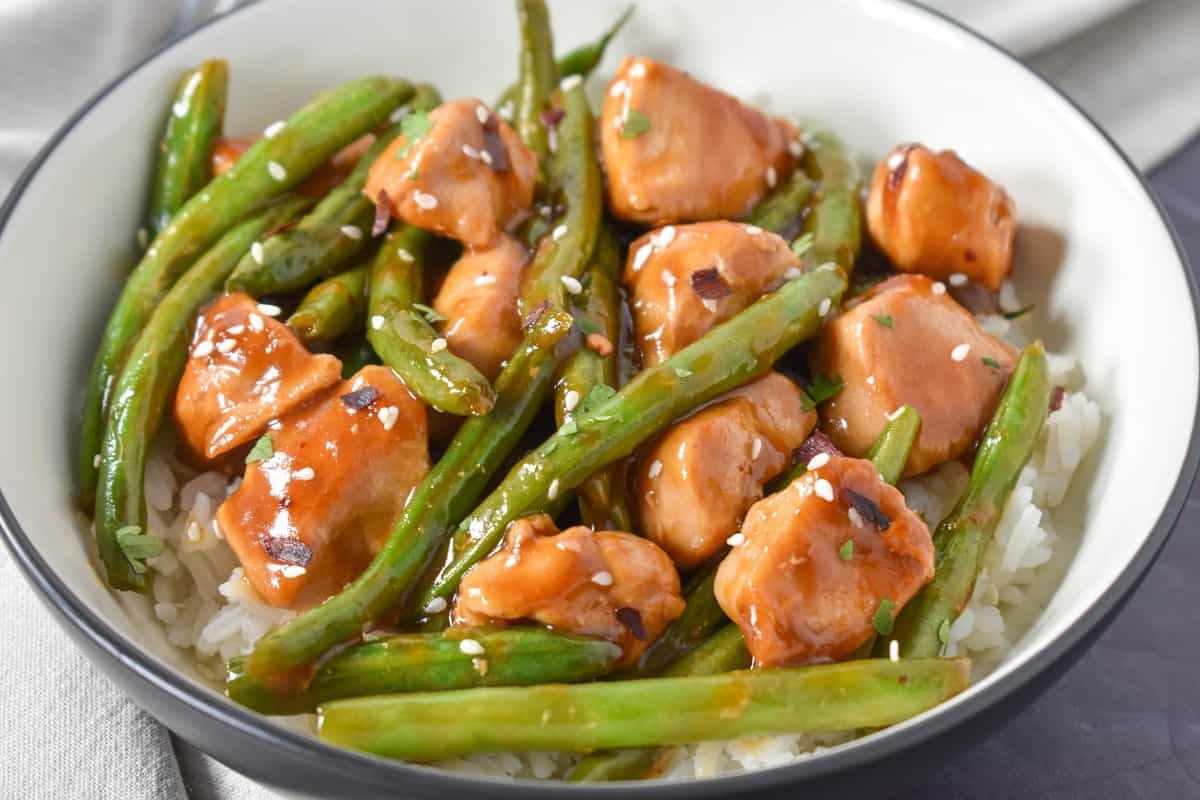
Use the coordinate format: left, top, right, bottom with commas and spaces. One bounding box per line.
79, 0, 1056, 777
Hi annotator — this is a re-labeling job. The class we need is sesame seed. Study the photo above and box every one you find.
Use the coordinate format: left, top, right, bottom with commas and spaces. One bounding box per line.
866, 375, 876, 385
629, 61, 646, 79
137, 227, 149, 249
766, 165, 777, 188
951, 343, 971, 362
280, 565, 307, 579
549, 129, 559, 154
727, 532, 746, 547
815, 478, 835, 502
424, 597, 447, 614
263, 120, 285, 139
498, 100, 514, 121
293, 467, 315, 481
548, 478, 560, 500
591, 570, 614, 586
370, 315, 385, 330
389, 104, 409, 124
267, 161, 287, 182
948, 272, 968, 287
784, 267, 804, 281
474, 273, 497, 286
461, 143, 481, 160
340, 224, 363, 240
227, 324, 245, 336
751, 438, 763, 459
475, 104, 489, 125
887, 151, 907, 170
257, 303, 281, 317
560, 74, 583, 92
251, 242, 264, 265
248, 313, 265, 331
561, 275, 583, 295
396, 247, 414, 262
193, 340, 214, 358
431, 338, 448, 353
648, 459, 663, 479
889, 639, 900, 662
216, 338, 236, 354
93, 455, 101, 468
661, 270, 676, 288
931, 281, 946, 295
479, 149, 493, 166
413, 191, 438, 210
267, 418, 282, 431
744, 225, 763, 235
818, 262, 838, 272
819, 298, 832, 316
378, 405, 399, 431
701, 298, 718, 313
552, 224, 568, 241
655, 225, 677, 248
848, 507, 864, 528
609, 79, 628, 98
632, 243, 653, 272
807, 452, 831, 470
459, 638, 485, 655
788, 139, 804, 158
563, 389, 581, 412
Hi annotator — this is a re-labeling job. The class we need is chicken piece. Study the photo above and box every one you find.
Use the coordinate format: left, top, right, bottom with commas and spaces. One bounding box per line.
811, 274, 1016, 477
624, 221, 800, 366
715, 455, 934, 667
210, 134, 373, 199
217, 365, 429, 609
867, 144, 1016, 291
636, 372, 816, 569
600, 57, 800, 225
174, 293, 342, 465
431, 234, 529, 379
364, 98, 537, 248
453, 514, 685, 666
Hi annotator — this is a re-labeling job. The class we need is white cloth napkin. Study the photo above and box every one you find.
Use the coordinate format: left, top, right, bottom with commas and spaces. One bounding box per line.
2, 1, 1199, 798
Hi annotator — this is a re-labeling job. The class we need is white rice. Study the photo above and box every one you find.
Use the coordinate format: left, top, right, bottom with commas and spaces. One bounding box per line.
132, 280, 1102, 780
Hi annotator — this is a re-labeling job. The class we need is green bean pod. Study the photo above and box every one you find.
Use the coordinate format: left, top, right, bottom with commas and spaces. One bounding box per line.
317, 657, 971, 762
79, 75, 413, 515
228, 627, 621, 715
366, 226, 496, 416
743, 168, 814, 241
335, 335, 381, 378
96, 196, 312, 590
867, 405, 921, 485
798, 129, 862, 273
286, 263, 369, 344
148, 59, 229, 238
514, 0, 560, 174
629, 564, 725, 678
885, 342, 1052, 659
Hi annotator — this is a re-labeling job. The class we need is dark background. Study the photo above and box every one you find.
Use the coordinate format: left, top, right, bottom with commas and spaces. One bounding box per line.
889, 140, 1200, 799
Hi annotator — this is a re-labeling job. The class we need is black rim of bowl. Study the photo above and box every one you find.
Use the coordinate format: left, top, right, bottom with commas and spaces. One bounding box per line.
0, 0, 1197, 796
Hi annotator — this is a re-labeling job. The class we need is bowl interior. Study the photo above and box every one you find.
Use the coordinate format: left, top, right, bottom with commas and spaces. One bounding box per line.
0, 0, 1194, 788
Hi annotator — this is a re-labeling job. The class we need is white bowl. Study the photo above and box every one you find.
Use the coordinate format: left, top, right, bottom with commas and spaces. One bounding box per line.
1, 0, 1196, 796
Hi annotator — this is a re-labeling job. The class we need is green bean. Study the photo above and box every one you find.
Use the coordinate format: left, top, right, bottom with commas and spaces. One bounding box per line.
365, 226, 495, 416
554, 229, 631, 530
228, 627, 620, 715
743, 168, 814, 240
79, 75, 412, 514
884, 342, 1051, 659
317, 657, 971, 762
96, 196, 311, 590
798, 129, 862, 273
335, 335, 380, 378
514, 0, 560, 174
867, 405, 921, 485
286, 263, 369, 344
148, 60, 228, 238
421, 266, 846, 609
225, 84, 441, 296
629, 564, 725, 677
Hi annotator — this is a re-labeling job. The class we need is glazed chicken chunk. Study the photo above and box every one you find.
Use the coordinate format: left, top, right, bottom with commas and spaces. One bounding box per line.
431, 234, 529, 380
867, 144, 1016, 291
364, 97, 537, 248
174, 292, 342, 465
625, 220, 801, 366
811, 275, 1016, 476
453, 514, 685, 666
601, 57, 800, 225
715, 456, 935, 667
636, 372, 816, 569
217, 366, 429, 609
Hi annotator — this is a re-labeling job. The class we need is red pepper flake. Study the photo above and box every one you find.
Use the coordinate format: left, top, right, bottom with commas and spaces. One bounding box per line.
522, 300, 549, 331
340, 385, 380, 411
586, 332, 614, 356
898, 674, 909, 685
1050, 385, 1065, 413
689, 268, 732, 300
843, 487, 891, 531
793, 430, 843, 467
372, 190, 393, 237
481, 114, 511, 172
964, 248, 978, 263
615, 607, 647, 641
260, 535, 312, 567
540, 107, 565, 128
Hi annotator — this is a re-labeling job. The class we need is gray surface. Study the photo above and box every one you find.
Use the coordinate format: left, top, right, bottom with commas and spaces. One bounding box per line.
889, 137, 1200, 799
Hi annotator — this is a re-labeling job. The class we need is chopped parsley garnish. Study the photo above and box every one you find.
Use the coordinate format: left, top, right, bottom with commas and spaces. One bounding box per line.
800, 373, 844, 411
937, 617, 951, 645
580, 384, 616, 415
673, 366, 693, 378
621, 110, 652, 139
982, 356, 1001, 370
115, 525, 164, 574
872, 598, 896, 636
395, 110, 433, 158
245, 433, 274, 464
791, 232, 814, 258
411, 303, 446, 324
872, 314, 894, 329
1001, 304, 1034, 321
838, 540, 854, 561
